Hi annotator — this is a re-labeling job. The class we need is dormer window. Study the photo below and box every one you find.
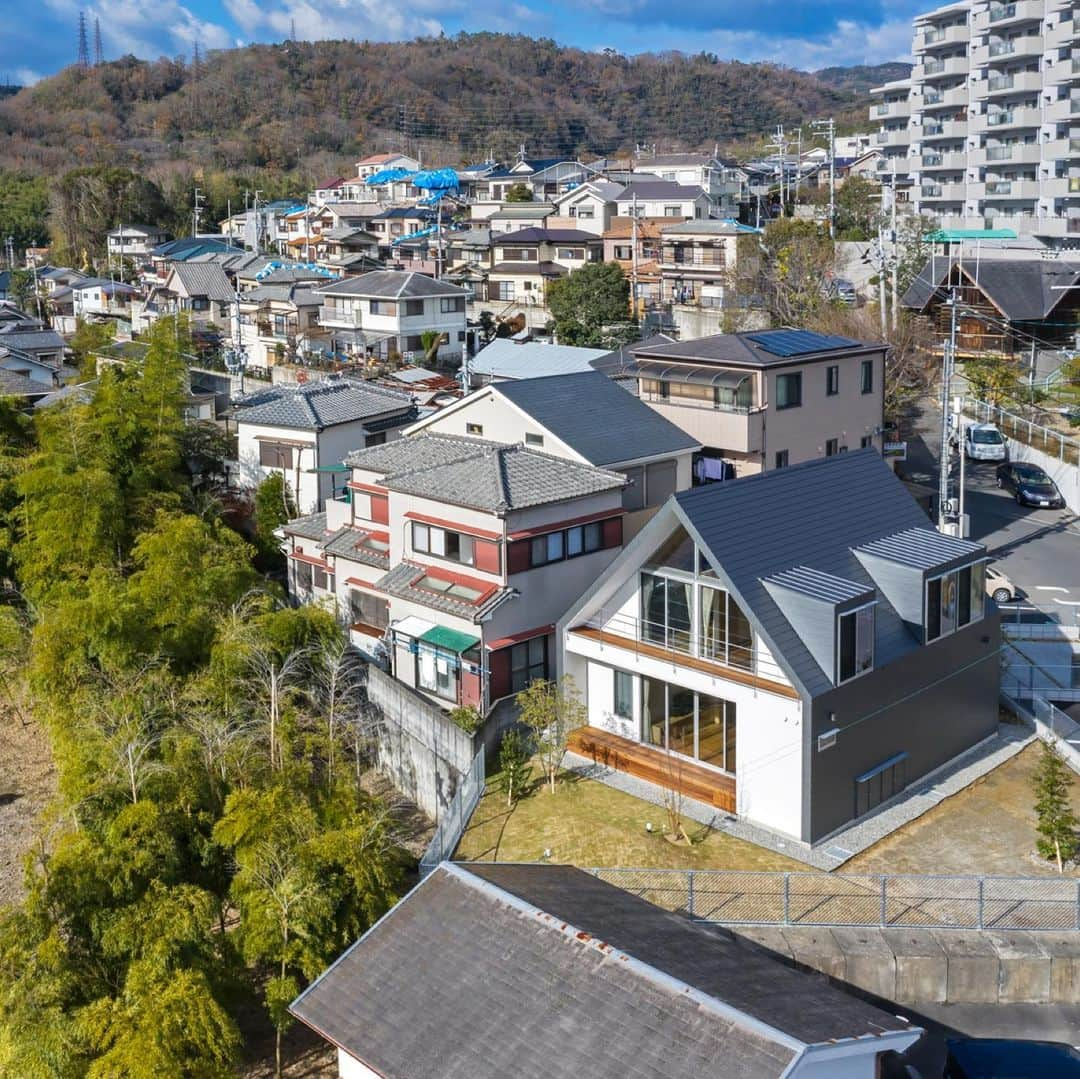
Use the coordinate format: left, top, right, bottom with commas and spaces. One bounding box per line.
838, 604, 875, 684
926, 561, 985, 642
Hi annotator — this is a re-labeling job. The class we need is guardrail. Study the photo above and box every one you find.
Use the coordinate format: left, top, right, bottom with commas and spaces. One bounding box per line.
590, 867, 1080, 931
965, 397, 1080, 466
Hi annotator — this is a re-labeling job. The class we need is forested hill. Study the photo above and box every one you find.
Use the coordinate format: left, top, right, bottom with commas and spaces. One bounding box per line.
0, 34, 902, 176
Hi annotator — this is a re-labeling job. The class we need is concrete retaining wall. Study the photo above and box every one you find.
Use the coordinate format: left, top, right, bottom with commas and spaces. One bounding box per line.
734, 925, 1080, 1005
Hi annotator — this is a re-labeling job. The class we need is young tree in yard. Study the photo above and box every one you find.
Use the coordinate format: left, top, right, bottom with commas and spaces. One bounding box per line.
516, 676, 585, 794
254, 472, 296, 565
1034, 739, 1079, 873
498, 728, 531, 806
546, 261, 634, 347
834, 176, 880, 241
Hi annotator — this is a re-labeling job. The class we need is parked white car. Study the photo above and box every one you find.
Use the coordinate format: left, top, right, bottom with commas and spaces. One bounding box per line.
986, 565, 1016, 604
963, 423, 1007, 462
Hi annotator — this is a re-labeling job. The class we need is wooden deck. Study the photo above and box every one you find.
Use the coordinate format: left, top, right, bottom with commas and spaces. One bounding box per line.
568, 726, 736, 813
569, 625, 799, 700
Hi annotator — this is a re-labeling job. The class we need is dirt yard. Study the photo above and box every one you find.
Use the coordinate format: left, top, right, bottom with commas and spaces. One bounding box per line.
0, 697, 56, 909
848, 742, 1080, 878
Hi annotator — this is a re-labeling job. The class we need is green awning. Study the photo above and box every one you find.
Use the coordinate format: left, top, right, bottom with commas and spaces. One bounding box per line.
309, 462, 349, 473
924, 228, 1017, 241
420, 626, 480, 653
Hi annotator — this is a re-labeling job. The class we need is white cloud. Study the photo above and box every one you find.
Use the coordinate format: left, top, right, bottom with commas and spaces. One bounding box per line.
223, 0, 445, 43
14, 67, 43, 86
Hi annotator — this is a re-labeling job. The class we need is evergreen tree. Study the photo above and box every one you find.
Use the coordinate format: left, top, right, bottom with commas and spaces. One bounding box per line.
546, 262, 634, 348
1034, 739, 1079, 873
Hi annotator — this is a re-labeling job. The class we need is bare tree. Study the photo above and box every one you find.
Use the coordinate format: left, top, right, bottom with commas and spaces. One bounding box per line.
660, 746, 692, 846
313, 635, 365, 786
244, 643, 310, 771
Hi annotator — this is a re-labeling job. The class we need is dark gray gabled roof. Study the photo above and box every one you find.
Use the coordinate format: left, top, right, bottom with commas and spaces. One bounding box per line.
495, 227, 601, 245
636, 328, 882, 369
901, 258, 950, 312
346, 433, 625, 513
316, 270, 467, 299
167, 261, 235, 303
233, 378, 415, 431
675, 450, 987, 697
0, 369, 50, 397
763, 565, 872, 604
0, 327, 65, 353
290, 863, 917, 1079
493, 371, 699, 466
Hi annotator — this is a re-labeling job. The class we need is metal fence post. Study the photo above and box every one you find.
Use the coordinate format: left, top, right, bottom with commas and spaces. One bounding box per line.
881, 876, 888, 925
1076, 879, 1080, 932
783, 873, 791, 925
687, 871, 695, 917
978, 878, 985, 930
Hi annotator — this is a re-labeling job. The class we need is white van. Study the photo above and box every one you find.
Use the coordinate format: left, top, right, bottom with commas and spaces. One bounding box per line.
963, 423, 1007, 462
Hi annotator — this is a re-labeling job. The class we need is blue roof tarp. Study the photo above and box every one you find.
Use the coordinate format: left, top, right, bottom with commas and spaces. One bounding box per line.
365, 168, 416, 185
411, 168, 459, 193
392, 225, 439, 247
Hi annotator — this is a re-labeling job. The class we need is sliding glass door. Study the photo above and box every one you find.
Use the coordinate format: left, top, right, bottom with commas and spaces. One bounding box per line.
641, 677, 736, 775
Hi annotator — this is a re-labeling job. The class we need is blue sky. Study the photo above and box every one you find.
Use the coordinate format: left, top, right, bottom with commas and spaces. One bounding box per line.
3, 0, 921, 87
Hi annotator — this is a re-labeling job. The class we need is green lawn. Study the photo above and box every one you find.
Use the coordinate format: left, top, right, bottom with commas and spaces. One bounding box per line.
453, 764, 803, 871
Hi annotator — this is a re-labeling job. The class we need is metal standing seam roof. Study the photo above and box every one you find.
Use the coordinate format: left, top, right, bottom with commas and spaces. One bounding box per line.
855, 526, 984, 571
492, 371, 699, 466
469, 339, 609, 381
234, 379, 415, 431
674, 450, 988, 698
289, 862, 918, 1079
762, 566, 873, 604
346, 433, 625, 514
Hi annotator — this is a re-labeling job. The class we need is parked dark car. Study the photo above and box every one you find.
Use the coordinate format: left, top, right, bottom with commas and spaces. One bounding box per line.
945, 1037, 1080, 1077
995, 461, 1065, 508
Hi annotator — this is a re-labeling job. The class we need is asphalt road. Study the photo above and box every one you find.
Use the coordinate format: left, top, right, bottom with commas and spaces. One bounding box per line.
903, 400, 1080, 626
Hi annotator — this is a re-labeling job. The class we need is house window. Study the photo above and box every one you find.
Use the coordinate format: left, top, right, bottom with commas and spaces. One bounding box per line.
826, 365, 839, 396
663, 205, 681, 216
774, 450, 789, 469
525, 433, 544, 447
491, 281, 515, 301
370, 300, 397, 316
418, 646, 457, 701
440, 297, 465, 313
641, 676, 737, 773
838, 604, 875, 684
510, 637, 548, 693
528, 520, 605, 567
856, 753, 907, 817
259, 442, 294, 469
613, 245, 633, 260
412, 522, 476, 567
776, 372, 802, 409
926, 562, 985, 642
404, 299, 424, 316
576, 206, 595, 219
466, 423, 484, 436
826, 438, 839, 457
294, 560, 312, 591
861, 359, 874, 394
190, 297, 209, 312
613, 670, 633, 720
557, 248, 584, 260
313, 566, 329, 590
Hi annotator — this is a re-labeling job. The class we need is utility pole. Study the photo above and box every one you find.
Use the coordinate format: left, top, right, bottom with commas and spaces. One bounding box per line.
769, 126, 788, 217
812, 117, 836, 238
793, 127, 803, 207
877, 220, 888, 339
938, 288, 959, 531
192, 187, 206, 237
890, 160, 899, 331
5, 236, 14, 271
630, 191, 639, 327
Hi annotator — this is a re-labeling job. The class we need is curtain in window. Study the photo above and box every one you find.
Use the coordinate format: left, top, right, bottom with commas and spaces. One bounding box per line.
699, 585, 725, 661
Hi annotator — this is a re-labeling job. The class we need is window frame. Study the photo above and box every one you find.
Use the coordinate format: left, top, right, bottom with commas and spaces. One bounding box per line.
776, 372, 802, 410
613, 669, 634, 720
774, 450, 789, 469
510, 636, 548, 693
861, 359, 874, 395
837, 603, 875, 685
411, 521, 477, 568
826, 365, 839, 396
926, 561, 985, 643
528, 519, 606, 567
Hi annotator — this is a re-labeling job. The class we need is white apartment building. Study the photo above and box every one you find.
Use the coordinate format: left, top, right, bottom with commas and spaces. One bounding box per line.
870, 0, 1078, 242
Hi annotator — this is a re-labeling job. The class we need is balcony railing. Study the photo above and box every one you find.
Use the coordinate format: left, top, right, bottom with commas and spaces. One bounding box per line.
318, 304, 363, 327
989, 40, 1015, 56
924, 28, 946, 44
922, 153, 944, 166
923, 92, 944, 105
987, 110, 1015, 125
1070, 218, 1080, 233
924, 59, 946, 74
989, 3, 1016, 22
986, 145, 1013, 160
922, 184, 944, 197
986, 180, 1013, 194
579, 607, 789, 687
988, 74, 1013, 91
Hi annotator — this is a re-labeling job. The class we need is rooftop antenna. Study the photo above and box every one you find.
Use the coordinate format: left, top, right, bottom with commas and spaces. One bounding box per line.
93, 17, 104, 65
77, 11, 90, 69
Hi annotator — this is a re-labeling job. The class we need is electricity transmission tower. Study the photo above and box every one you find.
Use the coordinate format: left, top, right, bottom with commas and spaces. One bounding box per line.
93, 17, 104, 65
77, 11, 90, 69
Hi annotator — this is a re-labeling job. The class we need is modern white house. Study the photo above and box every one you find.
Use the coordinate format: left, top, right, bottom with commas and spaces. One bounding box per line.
232, 378, 417, 514
316, 271, 469, 366
558, 450, 1000, 845
280, 433, 627, 711
106, 224, 169, 260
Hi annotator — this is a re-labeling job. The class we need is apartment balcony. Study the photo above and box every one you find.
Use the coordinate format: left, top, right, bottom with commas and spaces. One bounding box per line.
875, 127, 912, 147
971, 106, 1043, 132
974, 70, 1046, 98
982, 179, 1042, 199
1046, 17, 1077, 51
1040, 176, 1080, 198
920, 181, 968, 201
1047, 57, 1080, 85
914, 55, 970, 81
920, 119, 969, 141
923, 85, 972, 110
874, 99, 911, 119
1044, 96, 1080, 123
972, 0, 1046, 31
638, 394, 764, 454
915, 150, 969, 171
318, 304, 363, 329
1026, 215, 1080, 236
915, 23, 971, 51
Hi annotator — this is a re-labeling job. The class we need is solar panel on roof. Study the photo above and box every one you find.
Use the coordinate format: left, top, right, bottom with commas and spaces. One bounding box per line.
746, 330, 862, 357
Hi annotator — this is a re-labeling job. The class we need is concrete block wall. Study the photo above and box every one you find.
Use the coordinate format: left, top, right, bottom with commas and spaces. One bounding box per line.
734, 925, 1080, 1006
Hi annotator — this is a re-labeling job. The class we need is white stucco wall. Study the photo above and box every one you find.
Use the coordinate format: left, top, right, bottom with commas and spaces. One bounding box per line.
338, 1048, 381, 1079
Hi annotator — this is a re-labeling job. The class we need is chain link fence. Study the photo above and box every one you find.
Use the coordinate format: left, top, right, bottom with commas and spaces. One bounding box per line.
419, 748, 484, 878
591, 868, 1080, 931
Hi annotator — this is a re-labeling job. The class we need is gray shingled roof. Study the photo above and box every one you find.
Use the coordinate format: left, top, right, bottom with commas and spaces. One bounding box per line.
282, 511, 328, 541
675, 450, 987, 697
493, 371, 699, 466
234, 379, 415, 431
374, 560, 510, 619
316, 270, 466, 299
496, 228, 600, 244
0, 327, 65, 353
0, 369, 49, 397
346, 433, 625, 513
290, 863, 916, 1079
320, 525, 390, 568
615, 180, 705, 200
167, 261, 235, 303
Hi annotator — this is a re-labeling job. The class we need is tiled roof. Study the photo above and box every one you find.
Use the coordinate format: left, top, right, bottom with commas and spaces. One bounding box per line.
320, 525, 391, 568
493, 371, 699, 466
0, 369, 48, 396
290, 863, 917, 1079
489, 261, 567, 277
495, 228, 600, 244
234, 378, 415, 431
316, 270, 467, 299
167, 262, 235, 303
346, 433, 625, 514
282, 511, 328, 540
0, 327, 65, 353
374, 560, 509, 620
